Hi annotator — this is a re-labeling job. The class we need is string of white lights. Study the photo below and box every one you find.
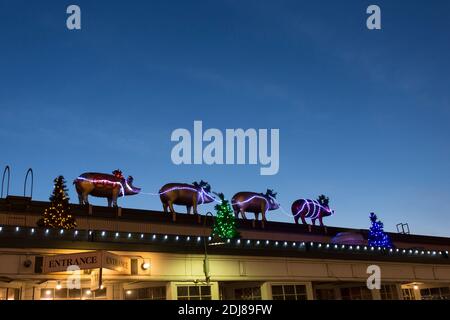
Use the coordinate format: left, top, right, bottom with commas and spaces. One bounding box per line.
0, 225, 447, 259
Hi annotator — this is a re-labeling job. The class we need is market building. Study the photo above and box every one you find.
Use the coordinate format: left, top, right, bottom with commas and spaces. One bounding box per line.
1, 196, 449, 300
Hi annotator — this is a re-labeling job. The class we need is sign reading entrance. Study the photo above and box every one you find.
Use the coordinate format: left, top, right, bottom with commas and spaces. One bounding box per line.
43, 251, 101, 273
42, 251, 130, 274
102, 251, 130, 273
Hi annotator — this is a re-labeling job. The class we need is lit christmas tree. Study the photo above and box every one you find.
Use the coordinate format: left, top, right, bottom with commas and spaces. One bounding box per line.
368, 212, 393, 248
37, 176, 77, 230
212, 193, 240, 240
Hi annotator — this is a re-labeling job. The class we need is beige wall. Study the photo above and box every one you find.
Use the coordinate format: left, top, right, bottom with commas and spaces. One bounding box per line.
1, 248, 450, 284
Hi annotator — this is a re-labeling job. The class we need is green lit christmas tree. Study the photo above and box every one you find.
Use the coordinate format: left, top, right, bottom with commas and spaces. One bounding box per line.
37, 176, 77, 230
212, 193, 240, 240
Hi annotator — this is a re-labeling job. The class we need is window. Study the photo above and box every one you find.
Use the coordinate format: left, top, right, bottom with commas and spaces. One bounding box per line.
234, 287, 262, 300
177, 285, 211, 300
0, 288, 20, 300
125, 287, 166, 300
68, 289, 82, 299
315, 288, 336, 300
340, 286, 372, 300
81, 288, 106, 300
420, 287, 450, 300
402, 288, 415, 300
93, 288, 107, 300
380, 285, 399, 300
40, 288, 55, 300
271, 285, 307, 300
55, 288, 69, 300
40, 288, 106, 300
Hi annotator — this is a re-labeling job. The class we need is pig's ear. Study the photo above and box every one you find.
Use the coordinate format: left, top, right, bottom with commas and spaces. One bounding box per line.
215, 192, 225, 201
266, 189, 277, 198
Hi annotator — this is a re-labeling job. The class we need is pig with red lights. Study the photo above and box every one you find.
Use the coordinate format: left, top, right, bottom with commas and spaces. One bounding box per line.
74, 170, 141, 207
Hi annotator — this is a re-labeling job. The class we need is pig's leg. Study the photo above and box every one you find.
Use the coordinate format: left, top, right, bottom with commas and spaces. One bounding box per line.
162, 203, 168, 213
192, 196, 198, 215
255, 212, 260, 221
240, 209, 247, 220
261, 210, 267, 222
261, 202, 268, 222
300, 212, 308, 225
79, 183, 92, 205
312, 218, 317, 226
82, 192, 90, 205
107, 198, 112, 207
234, 209, 239, 219
78, 193, 84, 205
111, 189, 120, 207
186, 206, 192, 214
168, 201, 176, 214
318, 216, 324, 227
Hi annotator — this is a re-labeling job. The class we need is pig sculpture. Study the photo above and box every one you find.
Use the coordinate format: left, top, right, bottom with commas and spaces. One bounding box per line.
291, 194, 334, 226
74, 170, 141, 207
232, 189, 279, 222
159, 180, 215, 214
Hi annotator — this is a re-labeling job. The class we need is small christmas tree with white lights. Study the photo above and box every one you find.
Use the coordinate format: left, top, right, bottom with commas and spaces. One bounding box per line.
368, 212, 393, 248
37, 176, 77, 230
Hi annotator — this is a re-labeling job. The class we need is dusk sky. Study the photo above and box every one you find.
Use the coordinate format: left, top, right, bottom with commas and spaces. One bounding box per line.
1, 0, 449, 236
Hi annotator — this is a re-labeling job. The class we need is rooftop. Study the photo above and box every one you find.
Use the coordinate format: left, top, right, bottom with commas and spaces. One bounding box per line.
1, 196, 449, 265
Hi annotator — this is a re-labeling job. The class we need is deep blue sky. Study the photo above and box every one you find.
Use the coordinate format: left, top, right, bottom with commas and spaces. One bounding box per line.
1, 0, 449, 236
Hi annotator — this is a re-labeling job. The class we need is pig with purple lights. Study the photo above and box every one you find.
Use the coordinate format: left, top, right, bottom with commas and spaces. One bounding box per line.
291, 194, 334, 226
159, 180, 215, 215
232, 189, 279, 222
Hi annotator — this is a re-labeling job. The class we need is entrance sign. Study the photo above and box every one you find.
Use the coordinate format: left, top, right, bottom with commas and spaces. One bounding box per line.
42, 251, 130, 274
102, 251, 130, 274
43, 251, 101, 273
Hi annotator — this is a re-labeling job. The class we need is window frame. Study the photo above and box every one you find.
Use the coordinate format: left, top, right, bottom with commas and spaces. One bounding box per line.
340, 286, 373, 300
0, 287, 20, 300
124, 286, 167, 300
176, 285, 212, 300
234, 286, 262, 300
269, 283, 310, 301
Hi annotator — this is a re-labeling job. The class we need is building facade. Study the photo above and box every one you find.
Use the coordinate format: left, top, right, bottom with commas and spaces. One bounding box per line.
1, 196, 449, 300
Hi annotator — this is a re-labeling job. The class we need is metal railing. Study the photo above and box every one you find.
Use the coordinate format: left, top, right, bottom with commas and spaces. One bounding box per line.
1, 166, 11, 199
24, 168, 34, 198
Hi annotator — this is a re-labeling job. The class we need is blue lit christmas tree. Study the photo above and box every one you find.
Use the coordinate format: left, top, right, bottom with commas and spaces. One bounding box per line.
368, 212, 393, 248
